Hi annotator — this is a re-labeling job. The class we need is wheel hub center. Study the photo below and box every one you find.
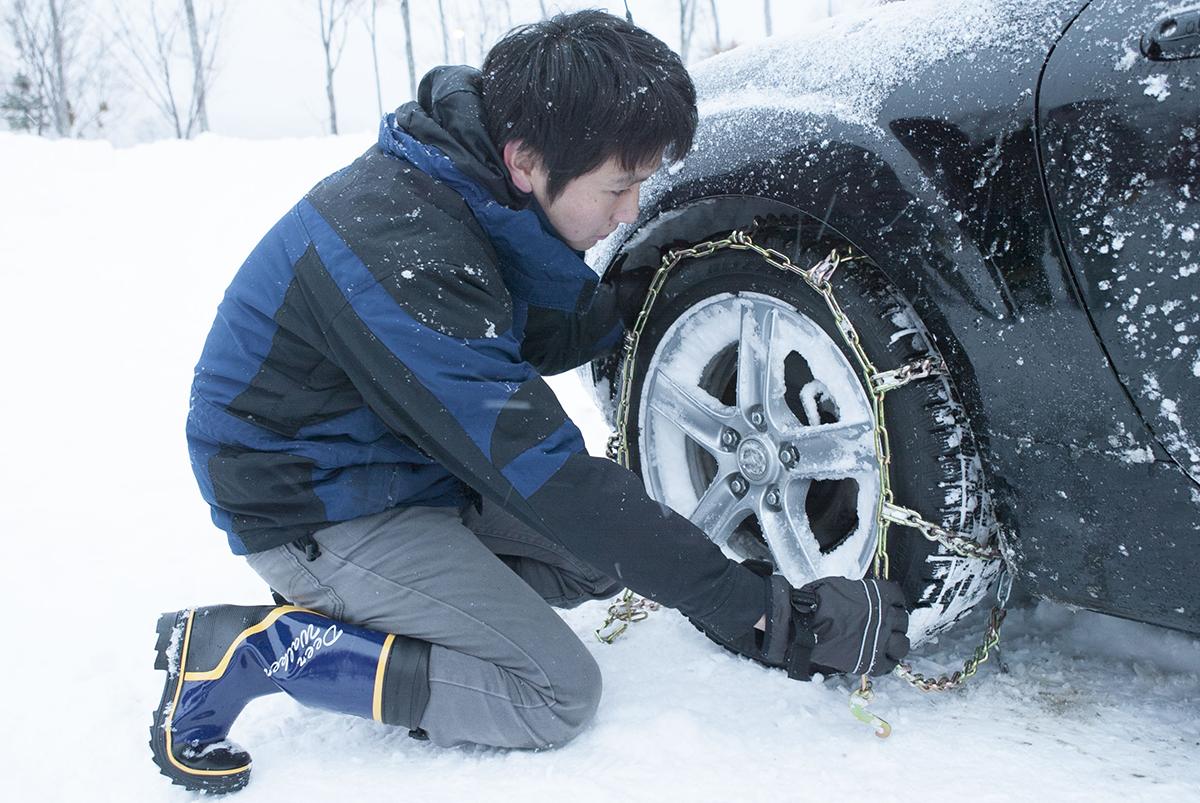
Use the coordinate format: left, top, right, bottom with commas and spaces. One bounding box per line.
736, 437, 773, 482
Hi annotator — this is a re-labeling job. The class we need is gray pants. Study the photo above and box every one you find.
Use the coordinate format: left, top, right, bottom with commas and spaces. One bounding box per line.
244, 502, 621, 749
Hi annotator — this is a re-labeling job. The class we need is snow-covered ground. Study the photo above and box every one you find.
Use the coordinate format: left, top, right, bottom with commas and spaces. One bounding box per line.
1, 133, 1197, 802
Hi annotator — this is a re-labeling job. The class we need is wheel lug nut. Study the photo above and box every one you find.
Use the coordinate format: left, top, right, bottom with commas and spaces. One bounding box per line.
720, 427, 740, 450
765, 486, 781, 510
748, 406, 766, 431
729, 475, 749, 496
779, 444, 797, 466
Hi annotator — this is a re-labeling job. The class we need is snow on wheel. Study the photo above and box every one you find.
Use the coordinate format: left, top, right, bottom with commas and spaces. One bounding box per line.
623, 244, 1000, 645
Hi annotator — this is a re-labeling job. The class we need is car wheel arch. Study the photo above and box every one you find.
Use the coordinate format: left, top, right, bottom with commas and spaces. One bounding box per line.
588, 183, 1028, 559
598, 189, 987, 424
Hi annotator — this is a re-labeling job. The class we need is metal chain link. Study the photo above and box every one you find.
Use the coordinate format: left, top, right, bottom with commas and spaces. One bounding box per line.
600, 228, 1014, 693
595, 588, 661, 644
881, 502, 1004, 562
870, 355, 947, 394
895, 566, 1012, 691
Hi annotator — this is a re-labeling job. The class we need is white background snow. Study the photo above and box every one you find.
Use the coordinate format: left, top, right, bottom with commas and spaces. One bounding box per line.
2, 0, 1199, 799
1, 129, 1198, 803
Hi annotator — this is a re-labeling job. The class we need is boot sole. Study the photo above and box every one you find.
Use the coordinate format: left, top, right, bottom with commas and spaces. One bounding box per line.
149, 610, 252, 795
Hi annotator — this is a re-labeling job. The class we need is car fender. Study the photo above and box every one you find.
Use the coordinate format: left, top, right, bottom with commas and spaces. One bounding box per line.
595, 110, 998, 456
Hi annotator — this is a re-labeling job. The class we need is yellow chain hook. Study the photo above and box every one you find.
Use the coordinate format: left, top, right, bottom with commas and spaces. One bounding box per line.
850, 679, 892, 739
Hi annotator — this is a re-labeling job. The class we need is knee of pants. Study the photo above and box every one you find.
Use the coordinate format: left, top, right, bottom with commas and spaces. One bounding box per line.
521, 646, 603, 748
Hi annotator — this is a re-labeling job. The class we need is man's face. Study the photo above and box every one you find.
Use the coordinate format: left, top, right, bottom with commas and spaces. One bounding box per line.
505, 143, 662, 251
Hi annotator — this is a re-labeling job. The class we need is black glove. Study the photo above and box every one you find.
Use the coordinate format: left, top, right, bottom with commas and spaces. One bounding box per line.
689, 561, 910, 679
805, 576, 910, 677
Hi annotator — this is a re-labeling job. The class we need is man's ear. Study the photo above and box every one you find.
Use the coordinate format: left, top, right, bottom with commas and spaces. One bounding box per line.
503, 140, 538, 195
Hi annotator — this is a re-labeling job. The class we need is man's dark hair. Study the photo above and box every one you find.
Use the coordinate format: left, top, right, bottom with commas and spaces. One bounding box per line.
481, 10, 697, 202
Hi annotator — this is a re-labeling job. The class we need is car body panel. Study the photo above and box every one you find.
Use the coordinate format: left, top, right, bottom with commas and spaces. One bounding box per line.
1039, 0, 1200, 484
589, 0, 1200, 632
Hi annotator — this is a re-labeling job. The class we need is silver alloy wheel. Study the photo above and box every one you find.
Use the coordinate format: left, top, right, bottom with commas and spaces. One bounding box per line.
638, 292, 882, 587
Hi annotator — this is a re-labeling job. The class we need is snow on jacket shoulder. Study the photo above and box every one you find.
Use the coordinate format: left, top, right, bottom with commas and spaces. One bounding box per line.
186, 66, 765, 638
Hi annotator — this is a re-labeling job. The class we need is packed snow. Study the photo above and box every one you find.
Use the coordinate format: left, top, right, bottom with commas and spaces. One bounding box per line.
1141, 74, 1172, 102
1, 133, 1198, 802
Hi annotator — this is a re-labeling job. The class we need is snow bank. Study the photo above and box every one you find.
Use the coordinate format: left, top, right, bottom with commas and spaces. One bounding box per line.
1, 131, 1197, 802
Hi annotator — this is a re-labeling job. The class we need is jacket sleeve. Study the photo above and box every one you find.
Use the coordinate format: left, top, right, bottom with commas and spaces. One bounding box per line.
520, 282, 626, 376
306, 252, 765, 639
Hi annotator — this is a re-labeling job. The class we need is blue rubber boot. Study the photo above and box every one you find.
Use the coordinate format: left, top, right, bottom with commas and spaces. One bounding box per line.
149, 605, 430, 794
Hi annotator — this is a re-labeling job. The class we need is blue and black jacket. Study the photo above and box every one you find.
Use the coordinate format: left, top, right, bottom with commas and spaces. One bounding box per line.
187, 67, 764, 638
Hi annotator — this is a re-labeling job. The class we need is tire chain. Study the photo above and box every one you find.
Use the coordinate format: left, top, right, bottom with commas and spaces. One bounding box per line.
598, 228, 1015, 693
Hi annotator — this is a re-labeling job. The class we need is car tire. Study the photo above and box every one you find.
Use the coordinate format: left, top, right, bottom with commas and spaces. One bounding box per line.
621, 239, 999, 644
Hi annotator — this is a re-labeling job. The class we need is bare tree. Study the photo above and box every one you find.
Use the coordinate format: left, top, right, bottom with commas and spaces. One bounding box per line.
474, 0, 493, 65
46, 0, 67, 130
4, 0, 108, 137
465, 0, 512, 64
537, 0, 548, 19
362, 0, 383, 115
763, 0, 772, 37
678, 0, 697, 63
436, 0, 449, 62
113, 2, 187, 138
3, 5, 52, 133
111, 0, 221, 139
316, 0, 358, 135
708, 0, 721, 51
399, 0, 416, 101
182, 0, 222, 133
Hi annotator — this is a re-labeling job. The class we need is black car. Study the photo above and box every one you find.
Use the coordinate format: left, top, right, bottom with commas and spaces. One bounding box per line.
585, 0, 1200, 649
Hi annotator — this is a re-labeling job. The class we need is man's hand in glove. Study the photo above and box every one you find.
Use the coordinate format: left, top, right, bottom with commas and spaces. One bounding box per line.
804, 576, 910, 676
689, 562, 910, 679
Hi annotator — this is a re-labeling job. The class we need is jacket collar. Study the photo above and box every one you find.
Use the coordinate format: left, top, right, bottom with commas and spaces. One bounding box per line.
380, 66, 598, 314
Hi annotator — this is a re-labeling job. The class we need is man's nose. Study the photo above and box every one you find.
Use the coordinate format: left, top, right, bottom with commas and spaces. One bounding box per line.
614, 190, 639, 225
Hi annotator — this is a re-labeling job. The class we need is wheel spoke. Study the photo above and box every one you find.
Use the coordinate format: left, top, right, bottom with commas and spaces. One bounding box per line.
640, 291, 883, 592
689, 478, 749, 547
757, 481, 822, 585
648, 371, 737, 453
736, 301, 778, 415
778, 419, 878, 479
